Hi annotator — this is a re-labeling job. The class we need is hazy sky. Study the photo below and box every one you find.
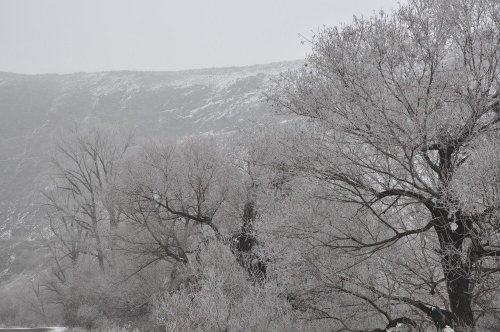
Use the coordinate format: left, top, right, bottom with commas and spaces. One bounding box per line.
0, 0, 401, 74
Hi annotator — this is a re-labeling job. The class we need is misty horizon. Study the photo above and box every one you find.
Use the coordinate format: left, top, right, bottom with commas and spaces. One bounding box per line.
0, 0, 400, 74
0, 59, 303, 76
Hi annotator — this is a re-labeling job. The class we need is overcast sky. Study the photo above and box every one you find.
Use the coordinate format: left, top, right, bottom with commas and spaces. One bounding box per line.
0, 0, 401, 74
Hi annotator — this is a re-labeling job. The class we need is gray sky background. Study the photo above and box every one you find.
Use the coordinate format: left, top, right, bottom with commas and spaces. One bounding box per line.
0, 0, 401, 74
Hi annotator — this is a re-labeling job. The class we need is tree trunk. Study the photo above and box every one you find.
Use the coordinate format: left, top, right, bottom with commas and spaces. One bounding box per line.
109, 212, 118, 267
434, 215, 475, 329
446, 267, 474, 328
93, 225, 106, 273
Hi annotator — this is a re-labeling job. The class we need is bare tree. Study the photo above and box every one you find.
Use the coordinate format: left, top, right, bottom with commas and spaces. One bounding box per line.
268, 0, 500, 330
44, 125, 132, 272
118, 138, 230, 286
25, 278, 49, 326
42, 125, 133, 325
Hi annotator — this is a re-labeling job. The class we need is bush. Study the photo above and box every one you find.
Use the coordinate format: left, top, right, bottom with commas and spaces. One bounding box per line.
153, 241, 305, 332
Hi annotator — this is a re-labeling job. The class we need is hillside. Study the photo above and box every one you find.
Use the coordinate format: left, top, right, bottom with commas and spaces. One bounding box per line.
0, 61, 300, 284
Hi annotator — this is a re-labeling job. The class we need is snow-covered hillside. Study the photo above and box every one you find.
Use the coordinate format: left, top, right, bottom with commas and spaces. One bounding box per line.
0, 61, 300, 283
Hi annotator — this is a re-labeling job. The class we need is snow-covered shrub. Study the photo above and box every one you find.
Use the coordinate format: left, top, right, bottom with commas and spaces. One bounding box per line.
153, 241, 303, 332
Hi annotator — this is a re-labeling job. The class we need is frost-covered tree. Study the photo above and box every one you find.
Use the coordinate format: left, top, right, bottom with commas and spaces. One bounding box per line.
43, 126, 132, 325
118, 138, 231, 288
45, 126, 132, 272
268, 0, 500, 330
153, 241, 302, 332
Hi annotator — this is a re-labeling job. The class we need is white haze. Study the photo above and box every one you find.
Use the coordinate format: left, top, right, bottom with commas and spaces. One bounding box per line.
0, 0, 401, 74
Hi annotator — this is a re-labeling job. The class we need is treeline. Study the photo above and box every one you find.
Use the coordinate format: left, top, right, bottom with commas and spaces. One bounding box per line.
36, 124, 306, 331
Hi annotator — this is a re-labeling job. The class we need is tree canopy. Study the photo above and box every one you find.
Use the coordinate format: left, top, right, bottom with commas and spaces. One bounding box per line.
268, 0, 500, 330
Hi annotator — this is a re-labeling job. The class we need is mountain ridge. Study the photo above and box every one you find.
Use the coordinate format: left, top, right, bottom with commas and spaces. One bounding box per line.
0, 59, 302, 77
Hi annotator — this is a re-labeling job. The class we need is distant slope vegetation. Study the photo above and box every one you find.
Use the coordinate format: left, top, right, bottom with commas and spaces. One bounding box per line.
0, 61, 299, 285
